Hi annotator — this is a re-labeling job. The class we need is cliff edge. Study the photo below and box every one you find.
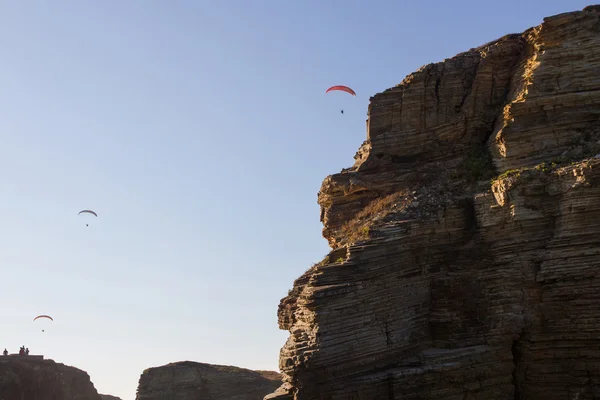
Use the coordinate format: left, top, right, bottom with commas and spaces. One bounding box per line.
135, 361, 281, 400
269, 5, 600, 400
0, 356, 102, 400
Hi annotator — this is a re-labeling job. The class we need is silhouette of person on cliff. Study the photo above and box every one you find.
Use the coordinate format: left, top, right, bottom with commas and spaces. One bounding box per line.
25, 348, 29, 355
19, 347, 24, 355
3, 349, 7, 356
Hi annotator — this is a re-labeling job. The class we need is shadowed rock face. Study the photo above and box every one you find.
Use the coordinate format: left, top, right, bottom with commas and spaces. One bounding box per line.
135, 361, 281, 400
268, 5, 600, 400
0, 357, 102, 400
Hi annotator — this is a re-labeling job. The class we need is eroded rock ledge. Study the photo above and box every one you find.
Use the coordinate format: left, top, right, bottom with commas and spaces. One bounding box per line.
269, 5, 600, 400
136, 361, 281, 400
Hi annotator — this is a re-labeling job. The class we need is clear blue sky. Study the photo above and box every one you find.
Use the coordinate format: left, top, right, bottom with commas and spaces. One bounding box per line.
0, 1, 591, 399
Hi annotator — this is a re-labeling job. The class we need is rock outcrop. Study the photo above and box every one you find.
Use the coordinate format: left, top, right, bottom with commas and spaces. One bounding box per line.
100, 395, 123, 400
0, 356, 102, 400
269, 5, 600, 400
135, 361, 281, 400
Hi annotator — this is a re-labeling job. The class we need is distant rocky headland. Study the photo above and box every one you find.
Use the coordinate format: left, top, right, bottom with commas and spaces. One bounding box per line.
100, 395, 123, 400
0, 355, 280, 400
135, 361, 281, 400
0, 356, 103, 400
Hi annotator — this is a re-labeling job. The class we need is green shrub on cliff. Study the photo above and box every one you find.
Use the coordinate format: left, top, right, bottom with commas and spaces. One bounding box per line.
457, 146, 497, 182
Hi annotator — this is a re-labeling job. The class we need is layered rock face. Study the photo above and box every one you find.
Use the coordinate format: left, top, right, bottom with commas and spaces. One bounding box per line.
269, 5, 600, 400
135, 361, 281, 400
0, 357, 102, 400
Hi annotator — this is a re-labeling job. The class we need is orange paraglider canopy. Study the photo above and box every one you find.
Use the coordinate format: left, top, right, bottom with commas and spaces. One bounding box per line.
325, 85, 356, 96
33, 315, 53, 322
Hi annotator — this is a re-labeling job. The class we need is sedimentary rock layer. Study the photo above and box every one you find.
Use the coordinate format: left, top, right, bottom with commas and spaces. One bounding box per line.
269, 5, 600, 400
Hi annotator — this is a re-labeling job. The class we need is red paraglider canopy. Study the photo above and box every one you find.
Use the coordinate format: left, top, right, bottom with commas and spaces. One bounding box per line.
33, 315, 53, 322
325, 85, 356, 96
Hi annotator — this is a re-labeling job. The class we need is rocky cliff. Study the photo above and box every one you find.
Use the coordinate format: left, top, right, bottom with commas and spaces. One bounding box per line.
135, 361, 281, 400
268, 5, 600, 400
0, 356, 102, 400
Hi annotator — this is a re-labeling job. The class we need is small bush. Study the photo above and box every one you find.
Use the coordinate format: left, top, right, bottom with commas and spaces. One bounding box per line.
494, 168, 526, 182
457, 146, 497, 182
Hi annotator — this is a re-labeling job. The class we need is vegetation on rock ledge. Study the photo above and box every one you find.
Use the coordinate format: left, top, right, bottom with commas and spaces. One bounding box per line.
339, 191, 409, 245
455, 146, 497, 183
